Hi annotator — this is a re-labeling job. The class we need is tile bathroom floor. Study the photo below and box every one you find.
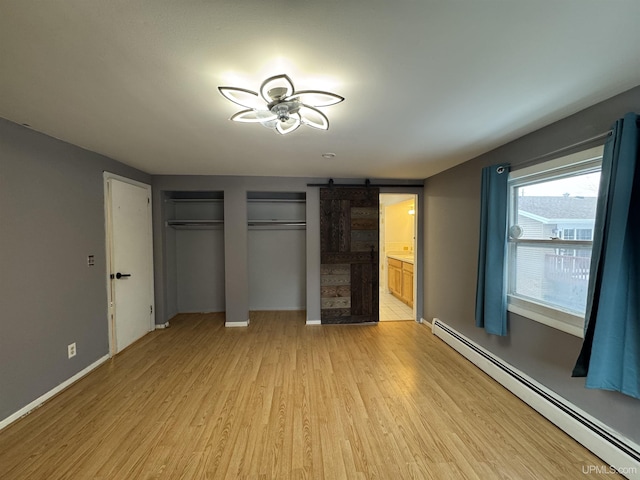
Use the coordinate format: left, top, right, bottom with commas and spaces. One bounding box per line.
379, 287, 414, 321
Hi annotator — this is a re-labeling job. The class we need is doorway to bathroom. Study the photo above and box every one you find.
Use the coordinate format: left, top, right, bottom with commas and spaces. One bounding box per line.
379, 194, 417, 321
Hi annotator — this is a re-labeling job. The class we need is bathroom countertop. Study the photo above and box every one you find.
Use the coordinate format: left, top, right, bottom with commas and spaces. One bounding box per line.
387, 254, 414, 264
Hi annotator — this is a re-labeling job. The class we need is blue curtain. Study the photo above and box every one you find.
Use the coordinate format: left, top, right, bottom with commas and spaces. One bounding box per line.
475, 164, 509, 336
572, 113, 640, 400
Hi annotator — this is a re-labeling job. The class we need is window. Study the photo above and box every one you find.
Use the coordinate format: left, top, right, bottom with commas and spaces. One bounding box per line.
506, 146, 603, 336
576, 228, 593, 240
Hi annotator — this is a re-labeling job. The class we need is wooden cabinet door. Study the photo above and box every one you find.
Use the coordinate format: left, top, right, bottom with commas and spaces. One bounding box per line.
320, 187, 379, 324
402, 265, 414, 307
388, 259, 402, 296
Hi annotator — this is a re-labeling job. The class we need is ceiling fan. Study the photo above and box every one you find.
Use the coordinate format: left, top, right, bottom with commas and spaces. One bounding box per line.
218, 74, 344, 135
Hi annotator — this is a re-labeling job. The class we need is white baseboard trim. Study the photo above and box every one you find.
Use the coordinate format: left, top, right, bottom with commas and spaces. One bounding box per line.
0, 354, 110, 432
432, 318, 640, 479
225, 319, 250, 327
420, 317, 432, 329
155, 321, 170, 329
306, 319, 321, 325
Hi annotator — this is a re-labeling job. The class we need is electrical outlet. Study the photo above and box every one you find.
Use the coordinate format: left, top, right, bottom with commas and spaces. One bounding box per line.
68, 343, 76, 359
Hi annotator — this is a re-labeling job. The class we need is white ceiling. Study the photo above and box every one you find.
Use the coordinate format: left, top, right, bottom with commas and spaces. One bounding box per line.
1, 1, 639, 180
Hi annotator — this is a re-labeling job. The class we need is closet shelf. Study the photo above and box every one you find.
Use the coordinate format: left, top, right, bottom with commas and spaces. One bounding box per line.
248, 220, 306, 230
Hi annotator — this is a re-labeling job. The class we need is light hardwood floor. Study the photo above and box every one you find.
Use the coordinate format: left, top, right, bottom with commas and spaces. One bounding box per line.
0, 312, 619, 479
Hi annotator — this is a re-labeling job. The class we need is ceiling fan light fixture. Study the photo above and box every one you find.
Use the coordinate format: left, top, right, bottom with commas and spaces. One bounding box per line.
276, 113, 301, 135
260, 74, 295, 102
217, 87, 262, 109
219, 73, 343, 135
298, 105, 329, 130
270, 100, 300, 121
290, 91, 344, 107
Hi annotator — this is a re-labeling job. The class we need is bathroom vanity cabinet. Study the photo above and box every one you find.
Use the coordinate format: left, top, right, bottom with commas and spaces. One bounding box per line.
387, 256, 413, 308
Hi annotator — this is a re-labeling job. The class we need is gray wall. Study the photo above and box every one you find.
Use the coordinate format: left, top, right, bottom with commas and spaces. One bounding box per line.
422, 85, 640, 443
0, 118, 150, 421
176, 229, 225, 312
248, 229, 306, 310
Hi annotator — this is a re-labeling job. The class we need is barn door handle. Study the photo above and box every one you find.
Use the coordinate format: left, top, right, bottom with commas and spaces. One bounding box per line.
115, 272, 131, 279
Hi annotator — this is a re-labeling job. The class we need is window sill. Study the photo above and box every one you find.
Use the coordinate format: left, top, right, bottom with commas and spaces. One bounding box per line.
507, 296, 584, 338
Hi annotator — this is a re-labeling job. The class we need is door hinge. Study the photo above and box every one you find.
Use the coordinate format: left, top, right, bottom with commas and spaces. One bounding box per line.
150, 305, 153, 314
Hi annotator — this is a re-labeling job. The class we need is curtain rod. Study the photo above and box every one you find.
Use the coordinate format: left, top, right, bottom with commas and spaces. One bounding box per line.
512, 130, 611, 171
306, 179, 423, 188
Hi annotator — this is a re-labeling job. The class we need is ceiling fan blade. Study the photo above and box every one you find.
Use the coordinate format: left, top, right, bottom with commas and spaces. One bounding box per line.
259, 118, 279, 129
230, 109, 277, 123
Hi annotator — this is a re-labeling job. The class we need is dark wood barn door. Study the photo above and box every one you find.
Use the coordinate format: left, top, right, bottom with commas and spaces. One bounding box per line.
320, 187, 379, 324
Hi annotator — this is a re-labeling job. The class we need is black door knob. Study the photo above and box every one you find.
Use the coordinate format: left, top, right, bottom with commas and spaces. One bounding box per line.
115, 272, 131, 279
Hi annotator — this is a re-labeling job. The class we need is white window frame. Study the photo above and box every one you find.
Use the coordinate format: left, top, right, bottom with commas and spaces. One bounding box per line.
506, 146, 604, 338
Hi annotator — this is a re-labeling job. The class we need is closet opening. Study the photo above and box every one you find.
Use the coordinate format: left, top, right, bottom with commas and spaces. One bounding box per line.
164, 191, 225, 315
247, 192, 307, 316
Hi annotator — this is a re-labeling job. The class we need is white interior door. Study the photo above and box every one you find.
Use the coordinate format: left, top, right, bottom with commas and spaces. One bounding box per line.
106, 175, 154, 354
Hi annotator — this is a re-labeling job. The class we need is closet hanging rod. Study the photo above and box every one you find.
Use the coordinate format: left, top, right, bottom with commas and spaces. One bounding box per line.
247, 220, 306, 226
167, 198, 224, 203
246, 198, 306, 203
166, 219, 224, 226
169, 226, 224, 230
511, 130, 612, 172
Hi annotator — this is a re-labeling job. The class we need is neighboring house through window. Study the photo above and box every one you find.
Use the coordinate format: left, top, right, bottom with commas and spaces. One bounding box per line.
506, 146, 604, 337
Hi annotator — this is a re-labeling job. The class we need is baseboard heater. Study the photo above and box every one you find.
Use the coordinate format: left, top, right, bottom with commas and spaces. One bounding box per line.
432, 318, 640, 479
